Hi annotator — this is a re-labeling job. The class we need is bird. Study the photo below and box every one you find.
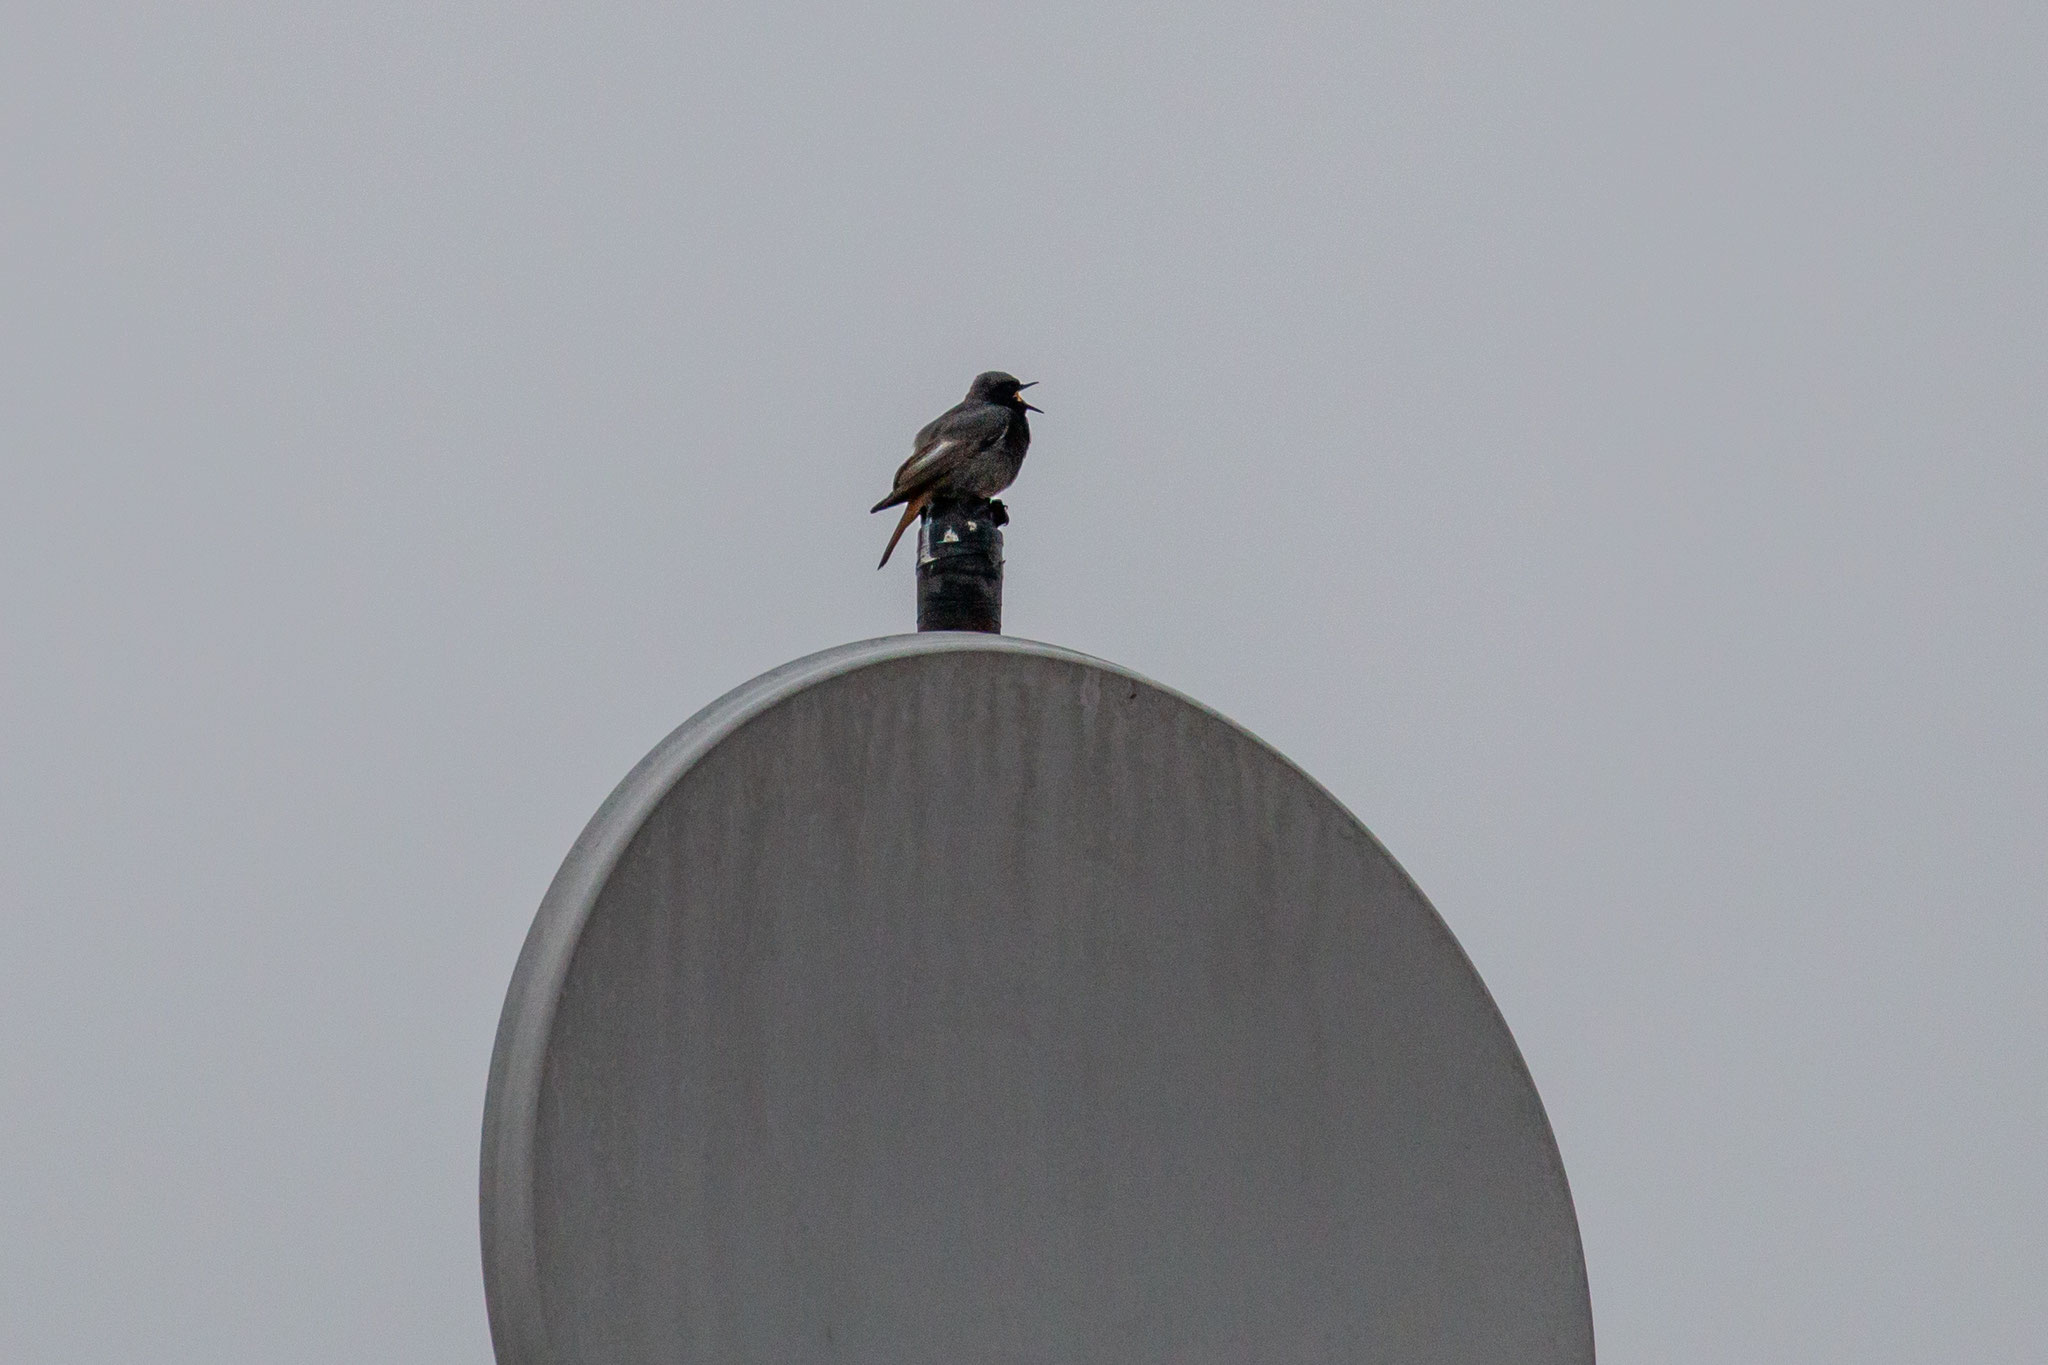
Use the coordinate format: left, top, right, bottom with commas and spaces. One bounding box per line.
871, 371, 1039, 568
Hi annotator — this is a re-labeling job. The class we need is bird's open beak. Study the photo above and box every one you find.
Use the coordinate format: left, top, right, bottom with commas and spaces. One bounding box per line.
1018, 381, 1041, 412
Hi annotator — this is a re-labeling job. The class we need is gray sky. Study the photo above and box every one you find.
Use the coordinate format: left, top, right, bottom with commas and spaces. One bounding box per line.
3, 4, 2042, 1361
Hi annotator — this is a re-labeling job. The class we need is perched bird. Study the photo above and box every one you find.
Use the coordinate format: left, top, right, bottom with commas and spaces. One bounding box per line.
872, 371, 1039, 568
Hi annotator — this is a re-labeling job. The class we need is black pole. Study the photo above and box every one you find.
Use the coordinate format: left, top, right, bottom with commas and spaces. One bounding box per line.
915, 497, 1004, 633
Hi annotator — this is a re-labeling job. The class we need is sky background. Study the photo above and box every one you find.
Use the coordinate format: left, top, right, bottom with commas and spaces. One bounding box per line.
4, 4, 2043, 1361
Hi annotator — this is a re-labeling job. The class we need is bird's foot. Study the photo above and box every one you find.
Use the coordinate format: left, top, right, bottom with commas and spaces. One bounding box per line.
987, 499, 1009, 527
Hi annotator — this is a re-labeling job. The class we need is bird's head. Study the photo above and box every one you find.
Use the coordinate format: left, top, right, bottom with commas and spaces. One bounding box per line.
968, 370, 1041, 412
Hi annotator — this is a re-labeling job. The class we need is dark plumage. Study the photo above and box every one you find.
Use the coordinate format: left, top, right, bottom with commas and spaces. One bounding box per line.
872, 371, 1038, 568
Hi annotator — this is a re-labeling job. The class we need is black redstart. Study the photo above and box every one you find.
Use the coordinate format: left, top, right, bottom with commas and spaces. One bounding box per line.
872, 371, 1039, 568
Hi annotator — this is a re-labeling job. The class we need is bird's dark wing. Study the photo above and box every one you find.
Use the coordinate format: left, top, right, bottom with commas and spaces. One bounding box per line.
870, 402, 1009, 511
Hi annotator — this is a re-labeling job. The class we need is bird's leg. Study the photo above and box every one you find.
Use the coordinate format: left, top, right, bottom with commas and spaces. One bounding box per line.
986, 499, 1009, 527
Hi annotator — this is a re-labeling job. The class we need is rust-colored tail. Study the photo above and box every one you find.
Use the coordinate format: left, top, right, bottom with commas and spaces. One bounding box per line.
876, 493, 929, 568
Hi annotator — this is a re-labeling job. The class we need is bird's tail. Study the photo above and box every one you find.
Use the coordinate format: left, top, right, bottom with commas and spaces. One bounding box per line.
876, 494, 928, 568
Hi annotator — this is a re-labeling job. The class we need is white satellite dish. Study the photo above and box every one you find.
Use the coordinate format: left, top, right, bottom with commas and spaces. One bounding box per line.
482, 634, 1592, 1363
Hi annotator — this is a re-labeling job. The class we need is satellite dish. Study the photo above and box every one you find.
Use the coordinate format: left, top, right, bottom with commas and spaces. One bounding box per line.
482, 634, 1592, 1363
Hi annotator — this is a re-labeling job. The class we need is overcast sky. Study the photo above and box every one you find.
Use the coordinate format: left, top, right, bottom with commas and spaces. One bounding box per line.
4, 4, 2043, 1362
